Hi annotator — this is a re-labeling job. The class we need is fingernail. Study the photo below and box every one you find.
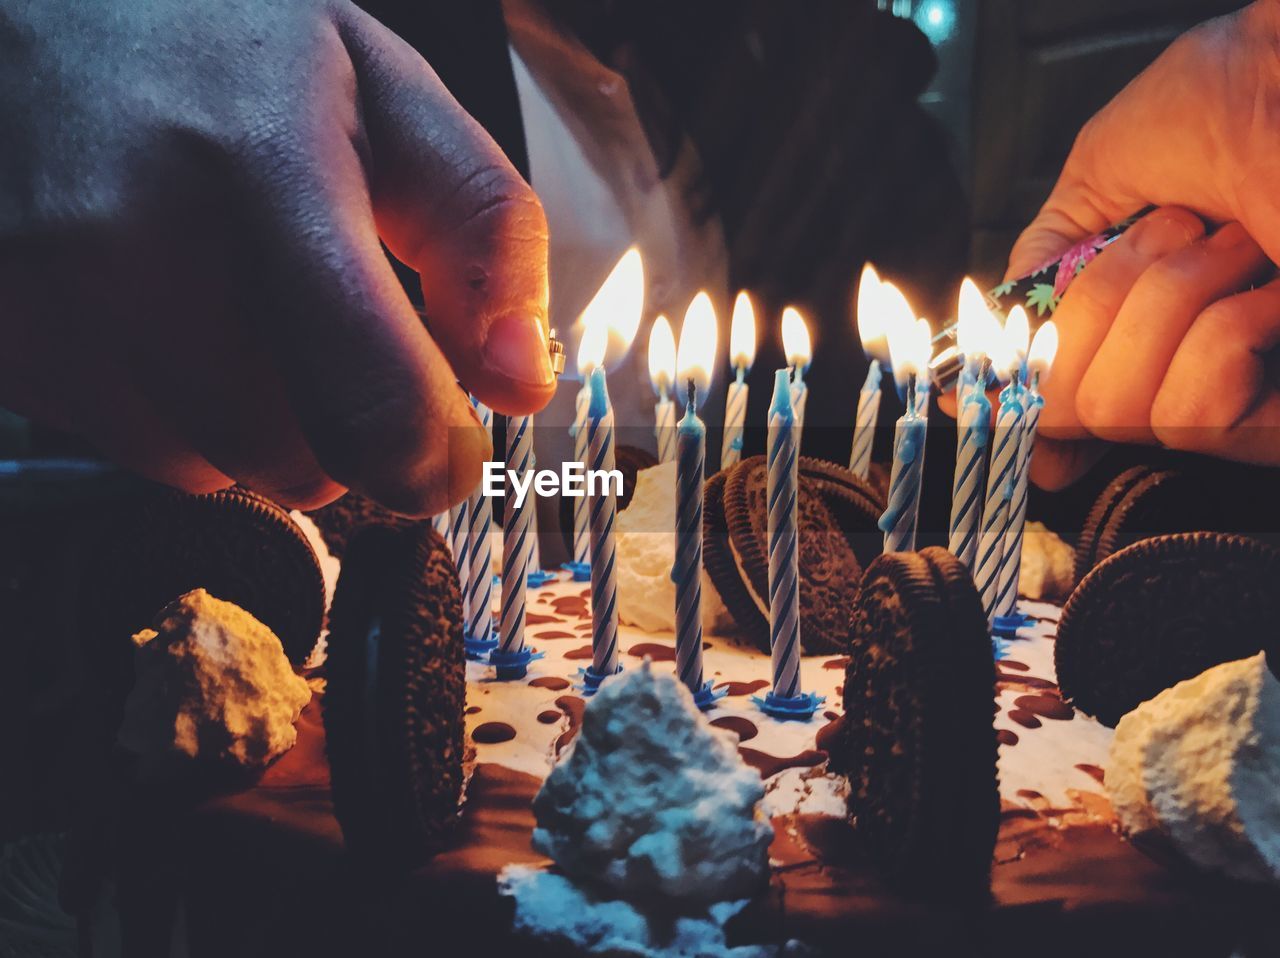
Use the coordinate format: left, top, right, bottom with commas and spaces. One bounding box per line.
483, 314, 554, 387
1133, 212, 1202, 256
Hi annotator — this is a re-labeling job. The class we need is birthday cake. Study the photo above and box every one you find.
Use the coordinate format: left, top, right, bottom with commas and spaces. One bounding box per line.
61, 461, 1280, 958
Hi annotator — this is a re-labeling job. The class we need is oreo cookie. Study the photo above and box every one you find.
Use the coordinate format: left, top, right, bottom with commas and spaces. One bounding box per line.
306, 492, 425, 560
833, 547, 998, 899
1074, 465, 1190, 583
323, 524, 466, 868
715, 456, 880, 654
81, 488, 325, 680
1057, 532, 1280, 727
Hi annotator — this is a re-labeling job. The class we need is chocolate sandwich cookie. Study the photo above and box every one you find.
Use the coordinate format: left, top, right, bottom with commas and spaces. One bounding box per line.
323, 524, 466, 869
703, 468, 770, 650
81, 488, 325, 679
1074, 465, 1193, 583
721, 456, 878, 654
1057, 532, 1280, 727
798, 457, 885, 570
833, 547, 999, 899
558, 444, 658, 555
306, 492, 425, 560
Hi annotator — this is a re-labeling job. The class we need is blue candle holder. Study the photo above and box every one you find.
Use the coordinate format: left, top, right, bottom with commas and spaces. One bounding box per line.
754, 689, 825, 721
463, 629, 500, 662
560, 560, 592, 582
579, 662, 623, 696
690, 681, 727, 712
991, 611, 1031, 639
488, 646, 544, 681
527, 568, 558, 588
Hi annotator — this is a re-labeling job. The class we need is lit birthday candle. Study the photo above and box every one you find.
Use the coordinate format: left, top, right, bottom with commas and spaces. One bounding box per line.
849, 265, 888, 480
721, 292, 757, 470
782, 307, 812, 445
463, 398, 497, 660
577, 250, 645, 694
672, 292, 721, 709
974, 307, 1031, 625
878, 298, 932, 553
914, 318, 933, 421
754, 369, 824, 720
946, 282, 999, 571
991, 320, 1058, 632
647, 315, 678, 464
564, 335, 596, 582
879, 281, 918, 405
564, 252, 644, 582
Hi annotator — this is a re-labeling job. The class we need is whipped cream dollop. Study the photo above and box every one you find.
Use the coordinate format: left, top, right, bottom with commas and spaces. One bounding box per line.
1108, 653, 1280, 883
531, 660, 771, 902
118, 589, 311, 778
617, 462, 735, 635
1018, 522, 1075, 602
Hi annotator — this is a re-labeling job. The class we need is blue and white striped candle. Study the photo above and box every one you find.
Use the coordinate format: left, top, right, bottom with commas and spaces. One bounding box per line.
974, 380, 1025, 622
585, 366, 621, 690
569, 381, 591, 567
991, 320, 1057, 627
449, 498, 471, 625
672, 292, 719, 708
648, 315, 678, 464
849, 361, 881, 480
430, 511, 450, 542
782, 307, 812, 446
767, 369, 802, 698
947, 369, 991, 571
495, 413, 535, 675
878, 316, 932, 554
722, 291, 757, 470
991, 390, 1042, 621
464, 399, 495, 654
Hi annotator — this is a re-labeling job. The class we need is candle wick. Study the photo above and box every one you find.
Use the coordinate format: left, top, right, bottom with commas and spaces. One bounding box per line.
686, 378, 697, 410
906, 372, 918, 417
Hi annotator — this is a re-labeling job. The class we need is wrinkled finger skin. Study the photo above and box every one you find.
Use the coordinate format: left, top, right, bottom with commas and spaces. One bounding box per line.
0, 0, 552, 515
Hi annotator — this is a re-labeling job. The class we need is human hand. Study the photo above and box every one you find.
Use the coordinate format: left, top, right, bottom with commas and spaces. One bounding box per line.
983, 2, 1280, 488
0, 0, 553, 515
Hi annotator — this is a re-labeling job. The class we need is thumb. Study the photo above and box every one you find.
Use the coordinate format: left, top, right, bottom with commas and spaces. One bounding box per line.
337, 4, 554, 418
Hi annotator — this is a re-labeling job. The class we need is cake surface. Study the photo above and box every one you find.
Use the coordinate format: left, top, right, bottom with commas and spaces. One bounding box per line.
122, 559, 1280, 958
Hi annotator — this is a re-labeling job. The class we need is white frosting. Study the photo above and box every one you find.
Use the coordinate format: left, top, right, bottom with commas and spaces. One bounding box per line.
500, 866, 792, 958
1018, 523, 1075, 602
1109, 653, 1280, 883
118, 589, 311, 778
617, 462, 735, 635
530, 660, 771, 903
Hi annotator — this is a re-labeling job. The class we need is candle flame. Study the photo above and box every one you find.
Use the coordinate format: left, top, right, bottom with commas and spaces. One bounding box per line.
576, 246, 645, 373
1005, 304, 1031, 361
677, 291, 718, 406
856, 264, 890, 364
886, 304, 931, 379
647, 314, 676, 396
577, 323, 609, 377
1027, 320, 1059, 385
956, 277, 1000, 359
729, 291, 757, 370
781, 306, 812, 370
878, 280, 918, 386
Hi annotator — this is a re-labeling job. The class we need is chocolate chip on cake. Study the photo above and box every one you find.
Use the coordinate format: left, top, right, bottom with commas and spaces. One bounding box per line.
1057, 532, 1280, 727
833, 547, 998, 899
323, 524, 466, 869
